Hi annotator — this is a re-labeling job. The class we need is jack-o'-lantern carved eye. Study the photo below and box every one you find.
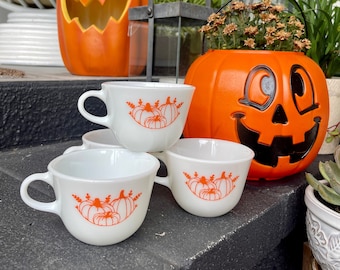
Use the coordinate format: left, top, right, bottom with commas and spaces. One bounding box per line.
239, 65, 276, 111
290, 65, 319, 115
65, 0, 129, 31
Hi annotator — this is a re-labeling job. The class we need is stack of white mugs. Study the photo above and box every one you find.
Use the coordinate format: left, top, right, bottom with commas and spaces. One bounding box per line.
20, 81, 254, 246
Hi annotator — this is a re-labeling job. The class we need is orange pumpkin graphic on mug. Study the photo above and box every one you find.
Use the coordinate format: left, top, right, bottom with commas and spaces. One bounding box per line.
184, 171, 238, 201
126, 96, 184, 129
72, 189, 142, 226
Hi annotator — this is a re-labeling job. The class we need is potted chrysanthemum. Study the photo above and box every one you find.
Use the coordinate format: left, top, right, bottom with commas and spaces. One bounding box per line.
200, 0, 311, 51
183, 0, 329, 181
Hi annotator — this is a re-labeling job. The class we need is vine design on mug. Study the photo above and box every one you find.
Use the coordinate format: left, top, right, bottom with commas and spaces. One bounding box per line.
184, 171, 239, 201
126, 96, 184, 129
72, 189, 142, 226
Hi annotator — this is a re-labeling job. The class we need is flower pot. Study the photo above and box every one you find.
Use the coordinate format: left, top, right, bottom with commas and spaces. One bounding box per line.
305, 180, 340, 270
319, 78, 340, 154
184, 49, 329, 180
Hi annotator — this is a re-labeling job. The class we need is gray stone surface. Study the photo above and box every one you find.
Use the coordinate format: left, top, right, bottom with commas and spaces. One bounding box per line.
0, 80, 107, 150
0, 141, 329, 269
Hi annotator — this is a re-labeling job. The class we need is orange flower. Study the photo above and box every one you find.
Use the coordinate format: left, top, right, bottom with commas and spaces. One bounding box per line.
260, 13, 277, 22
244, 26, 259, 36
275, 30, 291, 40
276, 22, 285, 29
244, 38, 256, 49
265, 34, 275, 45
294, 30, 303, 38
271, 5, 284, 13
223, 23, 238, 35
207, 13, 219, 23
266, 26, 276, 34
200, 0, 310, 52
231, 1, 246, 11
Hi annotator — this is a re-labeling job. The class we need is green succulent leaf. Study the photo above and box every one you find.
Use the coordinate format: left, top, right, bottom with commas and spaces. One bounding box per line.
334, 146, 340, 168
329, 130, 340, 136
319, 161, 340, 194
305, 172, 323, 190
318, 182, 340, 206
305, 173, 320, 191
306, 172, 340, 206
326, 136, 335, 143
319, 161, 332, 182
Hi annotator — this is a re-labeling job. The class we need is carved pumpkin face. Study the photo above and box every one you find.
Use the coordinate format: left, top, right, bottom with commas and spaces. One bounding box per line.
184, 50, 329, 180
57, 0, 147, 76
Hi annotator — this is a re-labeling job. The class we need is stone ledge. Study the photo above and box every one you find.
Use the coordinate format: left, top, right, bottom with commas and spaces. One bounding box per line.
0, 65, 163, 150
0, 140, 330, 269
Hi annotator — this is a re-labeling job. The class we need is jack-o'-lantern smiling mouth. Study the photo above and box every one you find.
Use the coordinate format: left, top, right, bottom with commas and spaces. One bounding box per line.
233, 113, 320, 167
63, 0, 128, 31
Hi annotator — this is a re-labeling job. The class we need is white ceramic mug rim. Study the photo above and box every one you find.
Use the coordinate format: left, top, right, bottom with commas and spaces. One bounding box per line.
82, 129, 120, 147
48, 148, 159, 183
101, 81, 195, 90
165, 138, 255, 164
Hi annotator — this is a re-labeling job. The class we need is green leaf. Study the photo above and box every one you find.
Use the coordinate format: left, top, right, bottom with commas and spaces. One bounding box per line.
306, 172, 340, 206
320, 161, 340, 194
305, 172, 322, 190
319, 161, 332, 182
329, 130, 340, 136
326, 136, 334, 143
334, 146, 340, 168
293, 0, 340, 77
318, 182, 340, 206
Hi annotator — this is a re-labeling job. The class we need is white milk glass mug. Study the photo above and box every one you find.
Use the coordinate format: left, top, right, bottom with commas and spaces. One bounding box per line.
20, 149, 160, 246
153, 138, 254, 217
63, 129, 122, 154
77, 81, 195, 152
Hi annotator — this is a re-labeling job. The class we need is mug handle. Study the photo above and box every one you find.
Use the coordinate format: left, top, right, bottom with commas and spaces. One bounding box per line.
63, 144, 87, 155
77, 90, 110, 127
151, 152, 171, 188
154, 175, 171, 189
20, 172, 59, 215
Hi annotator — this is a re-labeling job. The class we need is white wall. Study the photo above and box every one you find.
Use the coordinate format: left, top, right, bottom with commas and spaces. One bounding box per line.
0, 7, 9, 23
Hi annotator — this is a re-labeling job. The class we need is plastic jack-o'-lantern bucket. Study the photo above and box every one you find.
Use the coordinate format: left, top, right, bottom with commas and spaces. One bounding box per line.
184, 50, 329, 180
57, 0, 147, 76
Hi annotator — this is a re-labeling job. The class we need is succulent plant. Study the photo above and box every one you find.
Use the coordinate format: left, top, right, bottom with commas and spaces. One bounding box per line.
306, 145, 340, 206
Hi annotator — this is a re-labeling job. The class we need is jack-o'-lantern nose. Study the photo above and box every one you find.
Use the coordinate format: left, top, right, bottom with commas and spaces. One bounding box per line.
272, 104, 288, 124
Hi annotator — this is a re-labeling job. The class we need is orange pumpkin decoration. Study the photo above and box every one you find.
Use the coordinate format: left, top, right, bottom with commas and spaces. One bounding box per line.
111, 190, 141, 221
214, 172, 237, 197
184, 50, 329, 180
128, 101, 165, 128
199, 188, 222, 201
74, 194, 116, 224
184, 172, 216, 195
144, 115, 168, 129
93, 211, 121, 226
159, 97, 183, 124
57, 0, 148, 76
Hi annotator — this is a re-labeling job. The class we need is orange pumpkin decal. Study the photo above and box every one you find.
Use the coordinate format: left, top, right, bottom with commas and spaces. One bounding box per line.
184, 171, 238, 201
126, 96, 184, 129
72, 189, 141, 226
184, 50, 329, 180
111, 190, 141, 221
57, 0, 148, 76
